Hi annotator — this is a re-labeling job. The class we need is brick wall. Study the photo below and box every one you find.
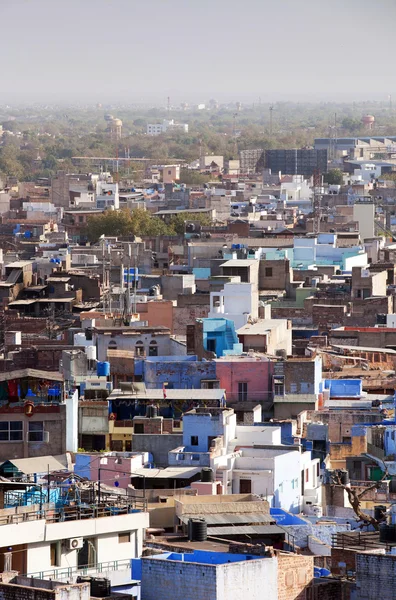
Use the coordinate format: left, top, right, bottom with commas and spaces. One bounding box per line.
355, 552, 396, 599
173, 306, 209, 336
277, 553, 313, 600
331, 547, 357, 575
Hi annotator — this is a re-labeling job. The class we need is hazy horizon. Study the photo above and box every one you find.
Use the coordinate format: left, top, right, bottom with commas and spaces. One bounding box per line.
2, 0, 396, 104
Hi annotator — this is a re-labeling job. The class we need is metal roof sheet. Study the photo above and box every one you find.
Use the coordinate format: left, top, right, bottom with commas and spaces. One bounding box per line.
0, 455, 67, 475
179, 512, 274, 525
206, 525, 285, 536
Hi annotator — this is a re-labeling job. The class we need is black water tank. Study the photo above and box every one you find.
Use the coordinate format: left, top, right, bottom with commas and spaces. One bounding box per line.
201, 468, 214, 482
375, 505, 386, 521
90, 578, 111, 598
380, 524, 396, 542
188, 518, 207, 542
146, 405, 158, 418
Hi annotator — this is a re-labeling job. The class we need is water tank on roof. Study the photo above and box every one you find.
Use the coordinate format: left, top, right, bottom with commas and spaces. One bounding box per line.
97, 361, 110, 377
201, 468, 214, 482
74, 332, 87, 346
146, 405, 158, 418
85, 346, 97, 361
188, 518, 207, 542
380, 524, 396, 542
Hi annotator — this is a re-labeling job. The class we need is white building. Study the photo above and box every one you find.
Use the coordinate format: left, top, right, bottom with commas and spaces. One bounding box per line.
172, 408, 321, 514
208, 282, 258, 330
0, 499, 149, 586
147, 120, 189, 136
95, 181, 119, 210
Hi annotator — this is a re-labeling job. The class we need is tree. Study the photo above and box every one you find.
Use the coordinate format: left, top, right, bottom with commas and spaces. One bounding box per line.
324, 169, 344, 185
169, 212, 212, 235
86, 208, 170, 241
330, 468, 388, 530
178, 169, 212, 185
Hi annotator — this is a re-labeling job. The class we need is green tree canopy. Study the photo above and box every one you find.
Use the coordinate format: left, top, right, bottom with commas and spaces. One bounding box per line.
86, 208, 170, 241
324, 169, 344, 185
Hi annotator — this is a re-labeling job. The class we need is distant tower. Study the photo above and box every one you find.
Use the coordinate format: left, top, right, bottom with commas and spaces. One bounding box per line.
362, 114, 375, 130
109, 117, 122, 141
167, 96, 171, 112
236, 101, 241, 112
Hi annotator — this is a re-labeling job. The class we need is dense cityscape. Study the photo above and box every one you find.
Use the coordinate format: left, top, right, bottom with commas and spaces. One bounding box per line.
1, 1, 396, 599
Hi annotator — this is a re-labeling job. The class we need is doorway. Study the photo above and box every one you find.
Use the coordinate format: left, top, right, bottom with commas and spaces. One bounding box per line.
239, 479, 252, 494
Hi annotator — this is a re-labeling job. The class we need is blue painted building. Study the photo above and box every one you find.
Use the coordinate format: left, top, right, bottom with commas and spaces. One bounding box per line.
144, 355, 216, 389
322, 379, 362, 398
201, 317, 240, 357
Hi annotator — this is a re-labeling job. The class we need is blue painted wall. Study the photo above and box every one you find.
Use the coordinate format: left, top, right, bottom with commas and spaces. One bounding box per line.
322, 379, 362, 398
182, 412, 225, 451
144, 356, 216, 389
202, 318, 238, 357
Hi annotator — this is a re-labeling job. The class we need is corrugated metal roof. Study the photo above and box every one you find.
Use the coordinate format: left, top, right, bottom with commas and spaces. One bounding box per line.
131, 467, 201, 479
0, 455, 67, 475
0, 368, 64, 382
206, 525, 285, 536
179, 512, 274, 525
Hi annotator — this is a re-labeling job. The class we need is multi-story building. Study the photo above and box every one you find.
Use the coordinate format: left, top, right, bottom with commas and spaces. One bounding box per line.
264, 148, 328, 178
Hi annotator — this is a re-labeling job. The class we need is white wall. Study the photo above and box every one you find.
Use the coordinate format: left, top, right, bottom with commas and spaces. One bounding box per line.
66, 389, 79, 452
353, 202, 375, 241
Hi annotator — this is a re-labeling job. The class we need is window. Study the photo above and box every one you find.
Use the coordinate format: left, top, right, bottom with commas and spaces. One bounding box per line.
265, 267, 273, 277
239, 479, 251, 493
108, 340, 117, 350
135, 341, 144, 356
149, 340, 158, 357
134, 423, 144, 434
50, 542, 61, 567
28, 422, 44, 442
290, 383, 297, 393
78, 216, 84, 223
0, 421, 23, 442
238, 382, 248, 402
316, 463, 320, 477
168, 170, 172, 175
274, 377, 284, 396
191, 436, 199, 446
118, 533, 130, 544
305, 468, 309, 483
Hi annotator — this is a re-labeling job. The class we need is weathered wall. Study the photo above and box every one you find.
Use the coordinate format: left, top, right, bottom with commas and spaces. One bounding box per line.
355, 553, 396, 599
132, 433, 183, 467
277, 553, 313, 600
173, 305, 210, 336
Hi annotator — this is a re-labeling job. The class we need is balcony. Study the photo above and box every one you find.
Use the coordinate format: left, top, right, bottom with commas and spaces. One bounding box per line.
0, 498, 148, 527
26, 558, 133, 583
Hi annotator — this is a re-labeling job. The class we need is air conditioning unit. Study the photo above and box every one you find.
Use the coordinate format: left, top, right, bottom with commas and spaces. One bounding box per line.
68, 538, 84, 550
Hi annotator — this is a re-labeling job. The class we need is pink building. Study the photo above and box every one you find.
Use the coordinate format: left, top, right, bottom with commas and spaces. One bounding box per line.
215, 354, 273, 407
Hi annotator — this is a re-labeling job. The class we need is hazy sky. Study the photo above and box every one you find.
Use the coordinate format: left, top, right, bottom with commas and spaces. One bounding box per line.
2, 0, 396, 104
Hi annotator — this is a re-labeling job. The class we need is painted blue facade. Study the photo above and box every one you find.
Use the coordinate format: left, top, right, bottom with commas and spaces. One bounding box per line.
322, 379, 362, 398
202, 317, 239, 357
270, 508, 307, 526
144, 355, 216, 389
182, 412, 225, 452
